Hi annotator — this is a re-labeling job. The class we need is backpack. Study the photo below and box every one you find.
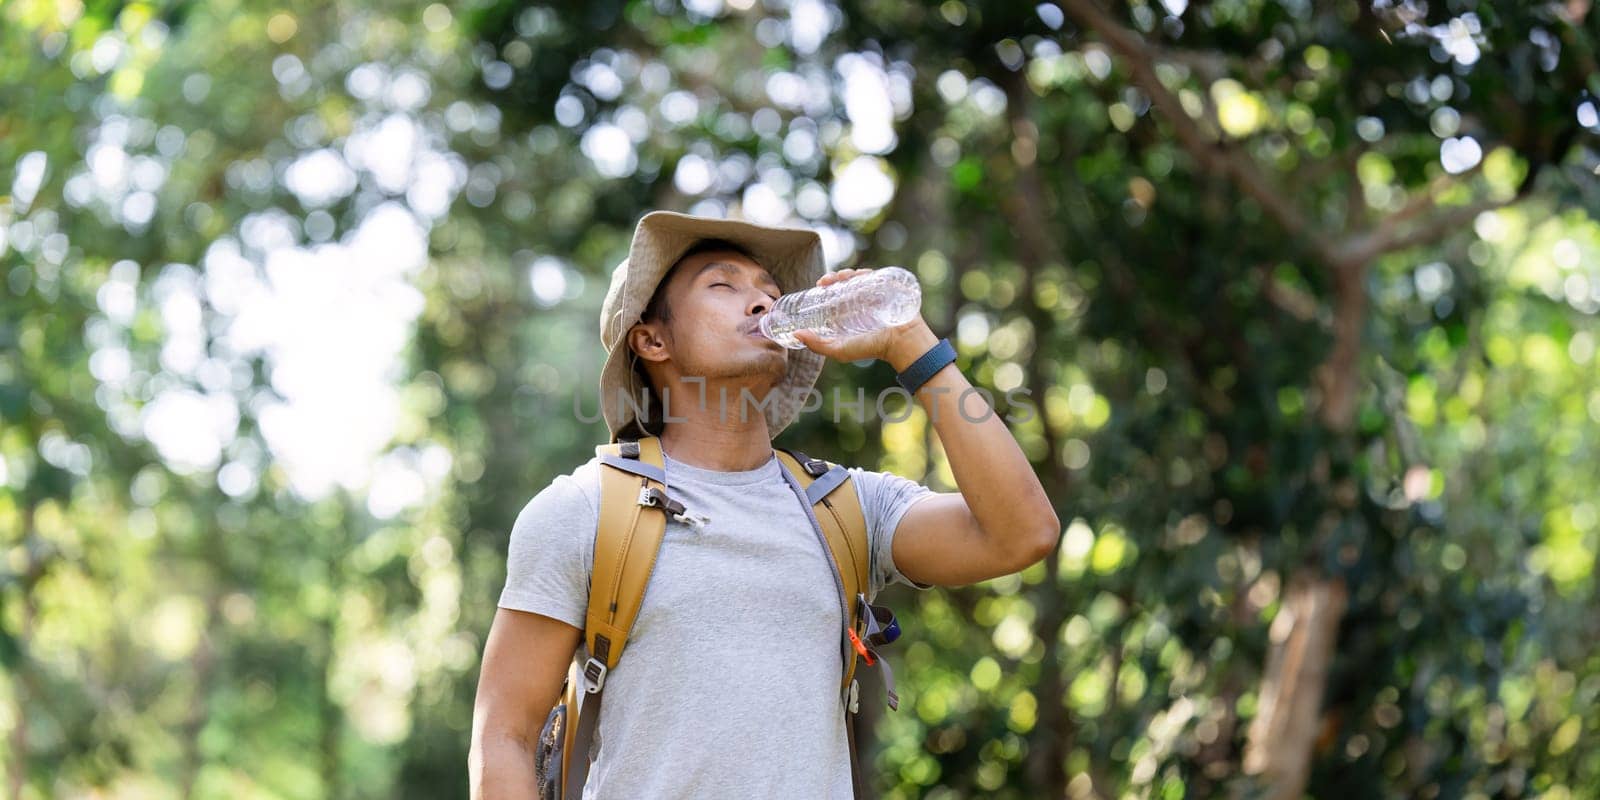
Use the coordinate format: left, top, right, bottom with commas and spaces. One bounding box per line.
533, 434, 903, 800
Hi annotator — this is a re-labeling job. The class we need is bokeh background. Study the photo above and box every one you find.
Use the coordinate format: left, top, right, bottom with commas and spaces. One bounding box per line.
4, 0, 1600, 797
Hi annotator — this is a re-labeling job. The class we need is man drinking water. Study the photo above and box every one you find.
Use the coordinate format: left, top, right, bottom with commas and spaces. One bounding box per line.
469, 210, 1059, 799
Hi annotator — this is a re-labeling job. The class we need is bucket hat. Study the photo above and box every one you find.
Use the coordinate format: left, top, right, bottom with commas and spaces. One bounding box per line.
598, 210, 827, 443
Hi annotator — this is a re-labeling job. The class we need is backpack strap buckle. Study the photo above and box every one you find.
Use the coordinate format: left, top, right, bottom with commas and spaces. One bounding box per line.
582, 657, 608, 693
637, 485, 683, 514
673, 509, 711, 529
637, 486, 710, 530
782, 448, 831, 477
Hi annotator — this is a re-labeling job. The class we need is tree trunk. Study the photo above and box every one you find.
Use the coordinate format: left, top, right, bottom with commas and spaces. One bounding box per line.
179, 592, 220, 799
987, 64, 1128, 798
319, 609, 343, 800
8, 597, 31, 800
1239, 250, 1364, 795
8, 504, 38, 800
1241, 574, 1348, 796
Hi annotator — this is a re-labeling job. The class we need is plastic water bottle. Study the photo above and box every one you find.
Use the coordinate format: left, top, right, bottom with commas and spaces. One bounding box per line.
758, 266, 922, 350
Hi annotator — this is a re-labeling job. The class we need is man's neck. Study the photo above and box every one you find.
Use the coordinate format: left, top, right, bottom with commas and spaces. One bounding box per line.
655, 376, 777, 472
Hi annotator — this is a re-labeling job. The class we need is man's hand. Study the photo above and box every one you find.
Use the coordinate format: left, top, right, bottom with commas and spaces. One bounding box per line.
790, 267, 939, 368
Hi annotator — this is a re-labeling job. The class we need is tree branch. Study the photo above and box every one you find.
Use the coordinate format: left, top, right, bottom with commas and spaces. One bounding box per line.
1054, 0, 1336, 265
1387, 162, 1486, 230
1257, 263, 1326, 327
1337, 192, 1518, 267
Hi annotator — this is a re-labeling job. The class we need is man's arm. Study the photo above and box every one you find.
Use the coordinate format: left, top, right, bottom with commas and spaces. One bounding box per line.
878, 321, 1060, 586
794, 293, 1060, 588
469, 608, 582, 799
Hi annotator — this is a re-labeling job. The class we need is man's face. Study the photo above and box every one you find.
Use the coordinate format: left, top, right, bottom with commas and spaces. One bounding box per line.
630, 248, 788, 392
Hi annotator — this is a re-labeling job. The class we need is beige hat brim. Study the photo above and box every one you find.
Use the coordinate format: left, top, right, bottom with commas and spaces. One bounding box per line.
598, 211, 828, 442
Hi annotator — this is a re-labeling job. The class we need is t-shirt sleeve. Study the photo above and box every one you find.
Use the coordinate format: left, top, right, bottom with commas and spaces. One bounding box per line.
847, 466, 938, 597
496, 472, 597, 630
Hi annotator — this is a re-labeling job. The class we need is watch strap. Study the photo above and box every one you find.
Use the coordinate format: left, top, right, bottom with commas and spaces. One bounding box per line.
895, 338, 957, 394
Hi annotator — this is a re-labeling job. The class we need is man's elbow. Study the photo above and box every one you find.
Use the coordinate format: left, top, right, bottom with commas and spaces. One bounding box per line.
467, 733, 496, 770
1024, 508, 1062, 566
466, 730, 497, 798
998, 510, 1061, 572
468, 722, 537, 799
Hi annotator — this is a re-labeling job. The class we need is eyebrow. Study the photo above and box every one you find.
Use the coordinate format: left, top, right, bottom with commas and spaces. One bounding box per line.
695, 261, 780, 291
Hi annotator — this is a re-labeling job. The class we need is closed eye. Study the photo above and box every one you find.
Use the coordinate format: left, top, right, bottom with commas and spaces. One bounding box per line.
713, 282, 779, 301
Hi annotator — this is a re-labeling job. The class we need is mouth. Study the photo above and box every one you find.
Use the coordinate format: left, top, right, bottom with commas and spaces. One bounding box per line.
742, 323, 779, 347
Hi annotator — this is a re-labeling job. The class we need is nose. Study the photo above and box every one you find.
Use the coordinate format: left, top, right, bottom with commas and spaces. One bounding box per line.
746, 292, 771, 317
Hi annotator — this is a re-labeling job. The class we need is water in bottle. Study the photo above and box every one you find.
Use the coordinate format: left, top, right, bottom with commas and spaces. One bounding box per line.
758, 266, 922, 350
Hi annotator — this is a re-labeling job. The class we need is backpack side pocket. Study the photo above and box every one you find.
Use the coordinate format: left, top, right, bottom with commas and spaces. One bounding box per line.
534, 699, 566, 800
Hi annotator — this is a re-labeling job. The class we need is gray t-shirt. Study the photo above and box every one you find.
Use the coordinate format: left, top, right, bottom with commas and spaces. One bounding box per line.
497, 450, 935, 799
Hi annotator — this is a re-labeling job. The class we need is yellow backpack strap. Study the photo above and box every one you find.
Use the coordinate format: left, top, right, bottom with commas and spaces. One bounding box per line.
588, 434, 674, 671
773, 450, 869, 613
565, 435, 684, 800
773, 448, 871, 688
775, 447, 901, 800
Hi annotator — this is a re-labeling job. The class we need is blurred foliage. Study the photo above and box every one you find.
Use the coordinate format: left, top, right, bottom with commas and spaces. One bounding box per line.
2, 0, 1599, 798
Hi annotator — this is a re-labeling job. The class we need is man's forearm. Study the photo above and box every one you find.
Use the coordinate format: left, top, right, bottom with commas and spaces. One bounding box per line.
468, 733, 539, 800
885, 323, 1060, 556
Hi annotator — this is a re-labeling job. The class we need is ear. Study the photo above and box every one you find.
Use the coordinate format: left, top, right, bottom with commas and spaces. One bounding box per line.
627, 322, 670, 364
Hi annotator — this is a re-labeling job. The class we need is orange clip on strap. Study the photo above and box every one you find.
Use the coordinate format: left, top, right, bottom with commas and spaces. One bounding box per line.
847, 627, 876, 666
